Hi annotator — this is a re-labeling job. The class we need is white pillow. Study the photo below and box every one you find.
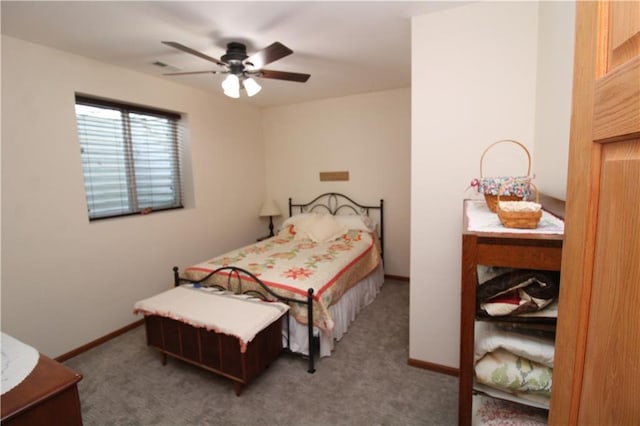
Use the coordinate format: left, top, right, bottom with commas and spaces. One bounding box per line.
334, 215, 376, 232
279, 213, 316, 237
280, 213, 316, 229
301, 214, 348, 243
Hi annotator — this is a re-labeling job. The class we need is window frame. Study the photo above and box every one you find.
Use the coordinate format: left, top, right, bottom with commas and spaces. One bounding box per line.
75, 95, 184, 221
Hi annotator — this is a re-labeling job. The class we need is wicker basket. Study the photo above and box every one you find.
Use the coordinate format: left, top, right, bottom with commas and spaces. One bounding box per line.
497, 183, 542, 229
479, 140, 532, 212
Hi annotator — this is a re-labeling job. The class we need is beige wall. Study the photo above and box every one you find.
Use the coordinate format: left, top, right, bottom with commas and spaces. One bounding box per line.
533, 1, 575, 200
0, 37, 411, 358
410, 1, 573, 368
262, 89, 411, 277
1, 1, 573, 364
1, 36, 266, 357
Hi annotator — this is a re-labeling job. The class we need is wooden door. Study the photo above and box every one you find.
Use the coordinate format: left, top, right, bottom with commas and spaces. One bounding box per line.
550, 1, 640, 425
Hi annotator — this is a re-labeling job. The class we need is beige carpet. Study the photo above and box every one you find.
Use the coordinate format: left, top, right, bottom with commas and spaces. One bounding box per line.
65, 279, 458, 425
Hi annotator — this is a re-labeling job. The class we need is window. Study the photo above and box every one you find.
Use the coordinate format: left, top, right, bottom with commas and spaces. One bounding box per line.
75, 96, 184, 220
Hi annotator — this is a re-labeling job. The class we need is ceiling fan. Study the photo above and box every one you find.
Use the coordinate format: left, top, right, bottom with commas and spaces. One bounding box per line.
161, 41, 311, 98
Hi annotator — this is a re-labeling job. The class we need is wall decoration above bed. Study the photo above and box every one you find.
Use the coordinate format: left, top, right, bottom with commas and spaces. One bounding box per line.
319, 171, 349, 181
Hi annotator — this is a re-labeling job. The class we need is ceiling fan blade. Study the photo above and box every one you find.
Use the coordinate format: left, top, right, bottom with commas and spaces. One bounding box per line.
162, 41, 225, 66
246, 42, 293, 68
258, 69, 311, 83
163, 70, 221, 76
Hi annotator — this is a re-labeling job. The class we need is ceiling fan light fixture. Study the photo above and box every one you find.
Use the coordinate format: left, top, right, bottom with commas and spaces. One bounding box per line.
222, 74, 240, 98
163, 40, 310, 98
243, 77, 262, 97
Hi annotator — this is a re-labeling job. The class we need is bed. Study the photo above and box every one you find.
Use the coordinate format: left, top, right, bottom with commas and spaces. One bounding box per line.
172, 193, 385, 373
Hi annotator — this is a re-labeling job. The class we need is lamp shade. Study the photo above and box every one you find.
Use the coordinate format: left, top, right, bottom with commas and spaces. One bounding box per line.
259, 199, 281, 217
222, 74, 240, 98
243, 77, 262, 97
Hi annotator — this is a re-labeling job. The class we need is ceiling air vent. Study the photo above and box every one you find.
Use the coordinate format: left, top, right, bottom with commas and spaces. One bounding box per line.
152, 61, 180, 72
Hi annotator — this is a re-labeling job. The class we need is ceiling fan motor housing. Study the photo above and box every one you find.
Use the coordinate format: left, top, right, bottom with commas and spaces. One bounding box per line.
221, 42, 248, 65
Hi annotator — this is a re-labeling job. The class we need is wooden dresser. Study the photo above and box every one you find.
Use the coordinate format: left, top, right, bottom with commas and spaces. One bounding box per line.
1, 354, 83, 426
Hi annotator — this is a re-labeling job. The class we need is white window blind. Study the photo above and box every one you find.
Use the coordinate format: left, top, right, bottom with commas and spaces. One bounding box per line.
75, 96, 183, 220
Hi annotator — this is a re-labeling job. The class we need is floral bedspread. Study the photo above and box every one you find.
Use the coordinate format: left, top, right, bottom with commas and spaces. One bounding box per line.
182, 226, 382, 332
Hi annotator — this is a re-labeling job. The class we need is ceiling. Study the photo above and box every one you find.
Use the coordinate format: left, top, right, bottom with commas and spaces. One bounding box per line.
1, 1, 467, 108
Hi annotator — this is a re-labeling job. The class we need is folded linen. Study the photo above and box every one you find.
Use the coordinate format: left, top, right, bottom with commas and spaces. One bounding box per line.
475, 347, 552, 400
498, 201, 542, 212
477, 269, 560, 316
475, 322, 555, 367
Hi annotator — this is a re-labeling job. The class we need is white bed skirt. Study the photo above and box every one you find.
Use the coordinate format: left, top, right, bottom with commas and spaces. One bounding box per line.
283, 263, 384, 357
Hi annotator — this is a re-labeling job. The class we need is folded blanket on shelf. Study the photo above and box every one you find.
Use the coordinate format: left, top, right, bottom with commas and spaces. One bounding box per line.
477, 269, 560, 317
475, 322, 555, 367
474, 322, 555, 408
475, 347, 552, 402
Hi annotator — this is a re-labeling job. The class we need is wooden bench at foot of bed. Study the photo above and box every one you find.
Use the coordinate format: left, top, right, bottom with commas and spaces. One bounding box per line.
144, 314, 284, 396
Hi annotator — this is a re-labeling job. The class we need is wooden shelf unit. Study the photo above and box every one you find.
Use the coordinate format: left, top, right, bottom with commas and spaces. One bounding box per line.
458, 198, 564, 426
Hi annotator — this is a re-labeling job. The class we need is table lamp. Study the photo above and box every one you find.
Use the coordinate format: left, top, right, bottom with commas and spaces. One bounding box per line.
259, 199, 281, 237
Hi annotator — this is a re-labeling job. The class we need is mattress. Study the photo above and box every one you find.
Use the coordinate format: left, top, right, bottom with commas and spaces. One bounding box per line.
181, 226, 382, 334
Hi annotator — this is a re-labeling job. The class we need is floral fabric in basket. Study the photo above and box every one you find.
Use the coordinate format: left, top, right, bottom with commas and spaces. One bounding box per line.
477, 176, 533, 198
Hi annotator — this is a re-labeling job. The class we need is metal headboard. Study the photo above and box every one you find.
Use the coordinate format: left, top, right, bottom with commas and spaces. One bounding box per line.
288, 192, 384, 258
